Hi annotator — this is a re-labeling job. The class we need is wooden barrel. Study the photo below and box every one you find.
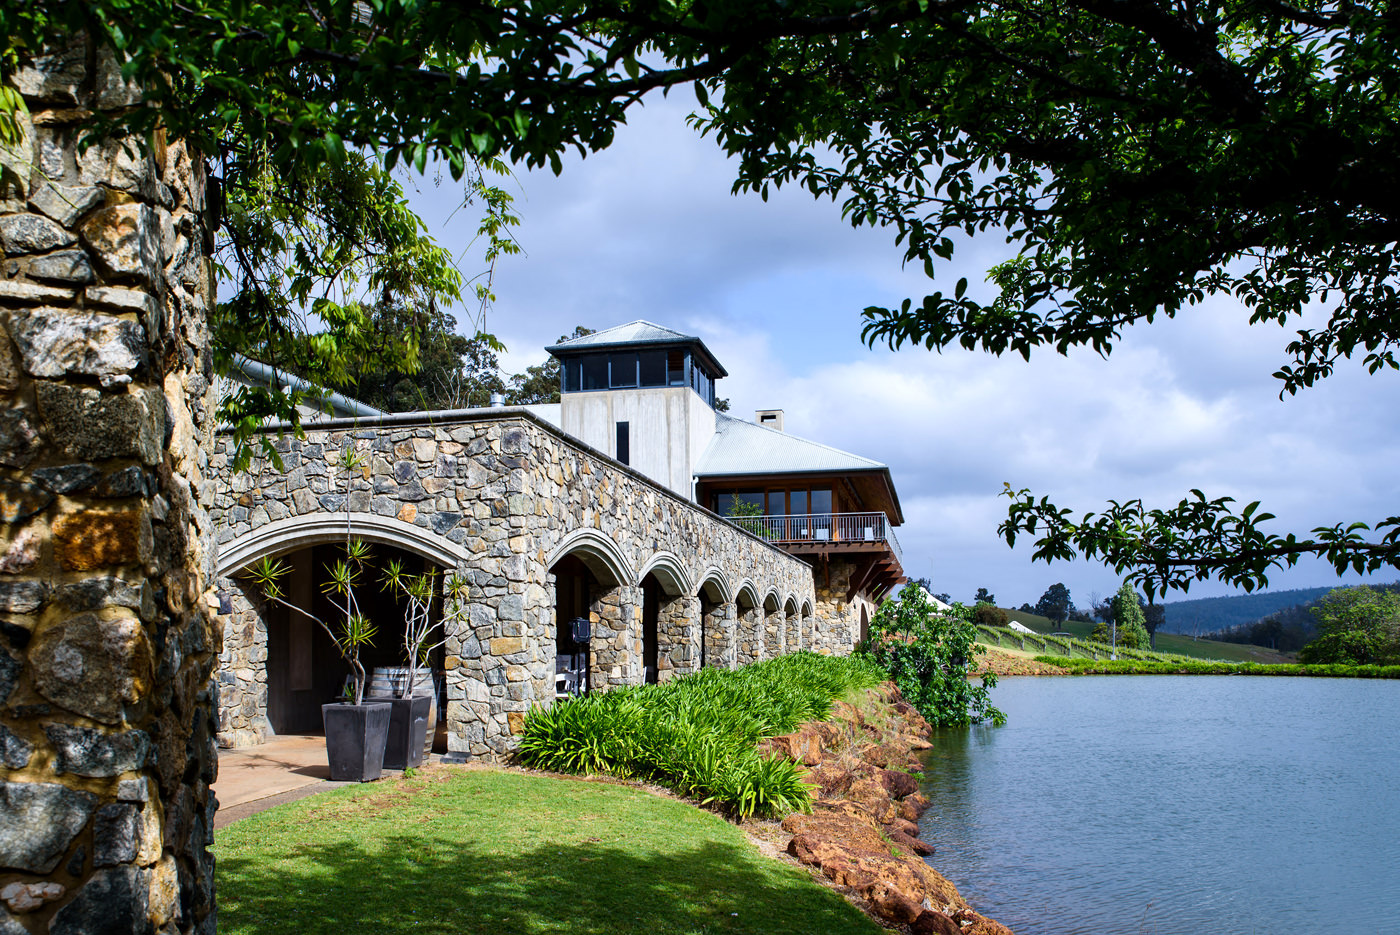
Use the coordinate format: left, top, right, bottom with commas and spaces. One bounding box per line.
366, 667, 439, 758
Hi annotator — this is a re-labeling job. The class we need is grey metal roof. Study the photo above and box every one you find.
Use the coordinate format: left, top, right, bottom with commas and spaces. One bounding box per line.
546, 320, 728, 378
695, 413, 888, 476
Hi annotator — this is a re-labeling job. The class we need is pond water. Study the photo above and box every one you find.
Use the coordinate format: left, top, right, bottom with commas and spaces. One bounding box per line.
916, 676, 1400, 935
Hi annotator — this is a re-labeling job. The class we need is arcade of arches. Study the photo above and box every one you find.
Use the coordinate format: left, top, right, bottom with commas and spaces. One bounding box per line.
213, 410, 878, 760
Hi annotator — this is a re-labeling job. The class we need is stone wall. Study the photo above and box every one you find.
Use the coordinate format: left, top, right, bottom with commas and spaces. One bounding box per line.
0, 40, 218, 935
210, 412, 829, 759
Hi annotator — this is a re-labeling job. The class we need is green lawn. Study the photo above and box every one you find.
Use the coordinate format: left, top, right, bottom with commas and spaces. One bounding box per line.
215, 765, 881, 935
1002, 610, 1294, 663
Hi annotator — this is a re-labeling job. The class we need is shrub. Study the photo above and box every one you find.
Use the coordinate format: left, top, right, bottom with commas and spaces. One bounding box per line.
859, 588, 1005, 727
973, 603, 1009, 627
516, 652, 884, 819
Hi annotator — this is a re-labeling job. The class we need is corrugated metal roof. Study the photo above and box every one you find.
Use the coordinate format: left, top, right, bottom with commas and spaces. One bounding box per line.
695, 413, 888, 476
546, 320, 728, 377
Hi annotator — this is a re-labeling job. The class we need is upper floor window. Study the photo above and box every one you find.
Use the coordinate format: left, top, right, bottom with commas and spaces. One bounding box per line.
560, 347, 718, 405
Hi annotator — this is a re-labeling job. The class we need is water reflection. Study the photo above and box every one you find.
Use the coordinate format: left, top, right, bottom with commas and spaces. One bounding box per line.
916, 676, 1400, 935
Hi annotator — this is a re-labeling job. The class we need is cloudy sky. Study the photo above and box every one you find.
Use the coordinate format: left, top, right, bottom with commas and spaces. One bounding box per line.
404, 87, 1400, 612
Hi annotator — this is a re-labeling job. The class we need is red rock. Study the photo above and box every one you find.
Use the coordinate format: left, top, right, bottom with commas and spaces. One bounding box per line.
886, 828, 934, 856
913, 909, 964, 935
868, 880, 923, 923
879, 767, 920, 798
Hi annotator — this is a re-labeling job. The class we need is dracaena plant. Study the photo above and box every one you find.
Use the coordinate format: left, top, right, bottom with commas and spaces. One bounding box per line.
243, 443, 379, 703
245, 543, 377, 704
380, 562, 470, 698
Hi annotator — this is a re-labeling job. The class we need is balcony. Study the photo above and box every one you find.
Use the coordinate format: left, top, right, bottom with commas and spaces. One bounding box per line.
728, 512, 903, 564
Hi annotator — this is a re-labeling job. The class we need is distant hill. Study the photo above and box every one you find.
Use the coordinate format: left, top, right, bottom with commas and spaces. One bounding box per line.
1158, 587, 1337, 635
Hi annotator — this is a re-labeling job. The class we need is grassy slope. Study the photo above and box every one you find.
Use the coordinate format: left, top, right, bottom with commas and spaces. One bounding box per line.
1001, 609, 1294, 664
215, 765, 881, 935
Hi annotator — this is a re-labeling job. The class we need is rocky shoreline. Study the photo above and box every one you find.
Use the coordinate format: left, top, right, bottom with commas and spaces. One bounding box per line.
759, 684, 1014, 935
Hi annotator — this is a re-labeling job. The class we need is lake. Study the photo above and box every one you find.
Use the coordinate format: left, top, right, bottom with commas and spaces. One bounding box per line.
916, 676, 1400, 935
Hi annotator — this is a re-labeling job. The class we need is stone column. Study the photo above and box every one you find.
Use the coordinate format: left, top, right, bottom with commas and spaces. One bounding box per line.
764, 608, 785, 658
657, 594, 699, 681
0, 40, 218, 935
444, 558, 491, 761
785, 610, 802, 652
705, 601, 737, 670
590, 584, 641, 689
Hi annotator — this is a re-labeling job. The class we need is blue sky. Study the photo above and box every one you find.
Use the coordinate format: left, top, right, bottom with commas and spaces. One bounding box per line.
405, 87, 1400, 612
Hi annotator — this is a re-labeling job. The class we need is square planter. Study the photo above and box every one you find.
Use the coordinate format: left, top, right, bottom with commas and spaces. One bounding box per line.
379, 693, 432, 770
322, 701, 392, 782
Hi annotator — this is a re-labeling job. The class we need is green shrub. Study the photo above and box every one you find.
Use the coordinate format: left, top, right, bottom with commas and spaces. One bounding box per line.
973, 603, 1009, 627
516, 652, 884, 819
858, 589, 1005, 727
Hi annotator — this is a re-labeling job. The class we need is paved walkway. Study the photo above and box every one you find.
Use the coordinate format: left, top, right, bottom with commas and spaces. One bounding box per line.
214, 734, 349, 828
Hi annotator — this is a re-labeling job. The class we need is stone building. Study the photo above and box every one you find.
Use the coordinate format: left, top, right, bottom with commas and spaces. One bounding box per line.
212, 322, 907, 760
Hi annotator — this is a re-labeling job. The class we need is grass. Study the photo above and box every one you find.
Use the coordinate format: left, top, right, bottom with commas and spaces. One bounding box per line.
1034, 655, 1400, 677
1001, 609, 1294, 663
516, 652, 885, 818
215, 765, 882, 935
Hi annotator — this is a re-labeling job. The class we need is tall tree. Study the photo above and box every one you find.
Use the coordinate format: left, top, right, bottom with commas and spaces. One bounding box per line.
974, 587, 996, 606
1034, 583, 1072, 626
1298, 586, 1400, 665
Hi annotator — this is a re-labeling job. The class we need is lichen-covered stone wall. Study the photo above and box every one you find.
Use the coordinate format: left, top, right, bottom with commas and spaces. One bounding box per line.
0, 40, 219, 935
211, 412, 839, 759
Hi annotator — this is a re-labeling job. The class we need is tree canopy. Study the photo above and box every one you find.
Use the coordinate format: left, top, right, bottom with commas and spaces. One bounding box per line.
1298, 585, 1400, 665
8, 0, 1400, 592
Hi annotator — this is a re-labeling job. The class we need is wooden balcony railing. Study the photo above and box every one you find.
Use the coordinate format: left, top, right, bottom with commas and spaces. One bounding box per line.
728, 512, 903, 563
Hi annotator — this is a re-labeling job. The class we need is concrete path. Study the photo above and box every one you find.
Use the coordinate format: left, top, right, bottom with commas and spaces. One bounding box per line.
213, 734, 350, 828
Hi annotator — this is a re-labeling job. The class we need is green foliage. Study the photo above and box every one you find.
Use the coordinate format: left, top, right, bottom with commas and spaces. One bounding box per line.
972, 603, 1008, 627
1033, 583, 1073, 626
516, 653, 884, 820
1089, 582, 1150, 650
1298, 585, 1400, 665
858, 588, 1004, 728
1035, 655, 1400, 679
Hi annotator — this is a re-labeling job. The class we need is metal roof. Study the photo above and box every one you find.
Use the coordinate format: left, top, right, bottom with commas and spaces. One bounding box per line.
546, 320, 728, 378
696, 413, 888, 475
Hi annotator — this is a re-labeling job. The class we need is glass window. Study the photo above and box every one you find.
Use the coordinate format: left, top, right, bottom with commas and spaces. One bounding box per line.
616, 422, 630, 465
581, 354, 608, 391
810, 489, 833, 514
563, 358, 581, 393
738, 490, 763, 512
789, 489, 808, 515
767, 491, 785, 515
638, 350, 666, 387
667, 349, 687, 386
609, 352, 638, 388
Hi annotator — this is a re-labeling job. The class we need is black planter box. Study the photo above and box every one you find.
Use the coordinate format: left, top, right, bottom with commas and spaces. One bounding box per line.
378, 694, 432, 770
322, 701, 392, 782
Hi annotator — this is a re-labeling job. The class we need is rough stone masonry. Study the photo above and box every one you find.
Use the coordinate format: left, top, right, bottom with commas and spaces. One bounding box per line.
0, 38, 220, 935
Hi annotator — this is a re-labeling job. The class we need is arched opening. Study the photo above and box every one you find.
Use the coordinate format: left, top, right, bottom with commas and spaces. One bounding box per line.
642, 576, 661, 684
860, 604, 871, 646
229, 541, 446, 740
551, 554, 600, 697
784, 596, 801, 652
698, 578, 726, 670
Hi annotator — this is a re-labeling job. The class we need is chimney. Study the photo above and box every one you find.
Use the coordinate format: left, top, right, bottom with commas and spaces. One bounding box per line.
755, 409, 784, 432
489, 392, 504, 408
